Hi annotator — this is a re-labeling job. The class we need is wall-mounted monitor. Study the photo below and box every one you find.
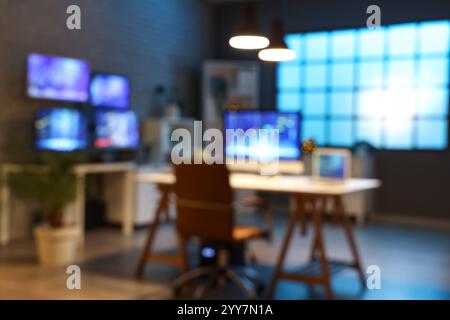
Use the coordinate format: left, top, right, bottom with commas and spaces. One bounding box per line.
90, 73, 130, 109
35, 108, 88, 151
94, 110, 139, 149
224, 110, 301, 161
27, 53, 90, 102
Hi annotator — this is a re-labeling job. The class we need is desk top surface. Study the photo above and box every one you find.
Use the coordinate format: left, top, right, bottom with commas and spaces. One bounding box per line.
2, 162, 136, 175
135, 169, 381, 196
3, 162, 380, 195
74, 162, 136, 174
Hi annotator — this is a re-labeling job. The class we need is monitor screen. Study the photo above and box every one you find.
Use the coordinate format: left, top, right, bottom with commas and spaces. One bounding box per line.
27, 53, 90, 102
94, 110, 139, 149
90, 73, 130, 109
224, 111, 301, 161
35, 108, 87, 151
317, 154, 346, 179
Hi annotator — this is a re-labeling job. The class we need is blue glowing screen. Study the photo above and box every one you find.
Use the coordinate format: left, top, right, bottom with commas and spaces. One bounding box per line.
224, 111, 301, 160
318, 154, 346, 179
27, 53, 90, 102
35, 108, 87, 151
94, 110, 139, 149
90, 74, 130, 109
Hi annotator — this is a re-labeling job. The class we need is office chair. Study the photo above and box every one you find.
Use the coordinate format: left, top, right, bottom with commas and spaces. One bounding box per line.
172, 163, 267, 299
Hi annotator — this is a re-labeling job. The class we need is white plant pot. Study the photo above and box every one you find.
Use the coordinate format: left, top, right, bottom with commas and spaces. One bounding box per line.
33, 225, 79, 267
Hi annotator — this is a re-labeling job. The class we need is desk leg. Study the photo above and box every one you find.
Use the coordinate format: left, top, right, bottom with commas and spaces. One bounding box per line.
267, 198, 299, 298
309, 197, 325, 262
123, 171, 134, 236
75, 173, 86, 247
136, 185, 170, 278
0, 168, 10, 246
161, 191, 170, 223
310, 196, 333, 299
296, 195, 307, 236
334, 195, 365, 287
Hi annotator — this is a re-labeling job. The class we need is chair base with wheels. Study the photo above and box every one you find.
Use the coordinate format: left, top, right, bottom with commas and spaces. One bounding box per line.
172, 246, 265, 299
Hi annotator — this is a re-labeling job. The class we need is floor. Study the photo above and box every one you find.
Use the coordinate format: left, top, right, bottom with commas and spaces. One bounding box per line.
0, 215, 449, 300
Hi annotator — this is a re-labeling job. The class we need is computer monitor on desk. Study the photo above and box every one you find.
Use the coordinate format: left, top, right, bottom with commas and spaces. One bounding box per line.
224, 110, 303, 175
312, 148, 351, 183
92, 110, 140, 163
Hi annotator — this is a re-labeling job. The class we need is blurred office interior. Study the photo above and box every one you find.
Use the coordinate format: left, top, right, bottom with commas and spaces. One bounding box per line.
0, 0, 449, 300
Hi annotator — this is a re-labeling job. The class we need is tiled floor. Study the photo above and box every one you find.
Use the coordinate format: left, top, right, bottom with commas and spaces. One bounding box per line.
0, 215, 449, 300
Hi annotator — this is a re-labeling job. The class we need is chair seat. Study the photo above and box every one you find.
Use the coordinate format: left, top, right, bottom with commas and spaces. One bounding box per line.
232, 225, 267, 242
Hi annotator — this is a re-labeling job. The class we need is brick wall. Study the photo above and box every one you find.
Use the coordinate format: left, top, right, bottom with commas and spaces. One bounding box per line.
0, 0, 212, 161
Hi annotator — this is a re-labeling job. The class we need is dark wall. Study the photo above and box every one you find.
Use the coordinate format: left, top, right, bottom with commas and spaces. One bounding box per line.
0, 0, 212, 161
212, 0, 450, 219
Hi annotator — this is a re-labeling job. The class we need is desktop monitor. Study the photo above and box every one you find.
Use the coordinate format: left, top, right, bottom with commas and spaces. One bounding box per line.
312, 148, 351, 182
27, 53, 90, 102
90, 73, 130, 109
35, 108, 88, 151
224, 111, 301, 161
94, 110, 139, 149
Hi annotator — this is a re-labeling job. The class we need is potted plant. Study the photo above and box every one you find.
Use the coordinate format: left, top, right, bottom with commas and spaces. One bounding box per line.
9, 153, 80, 267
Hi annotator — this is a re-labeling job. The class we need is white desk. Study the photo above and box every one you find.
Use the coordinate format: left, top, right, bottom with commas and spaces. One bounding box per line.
74, 162, 136, 245
0, 162, 136, 246
135, 168, 380, 298
226, 160, 304, 175
1, 164, 29, 245
136, 171, 379, 195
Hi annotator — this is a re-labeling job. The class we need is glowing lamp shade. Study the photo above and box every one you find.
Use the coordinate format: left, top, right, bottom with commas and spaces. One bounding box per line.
259, 20, 296, 62
259, 48, 296, 61
229, 35, 270, 49
229, 2, 269, 50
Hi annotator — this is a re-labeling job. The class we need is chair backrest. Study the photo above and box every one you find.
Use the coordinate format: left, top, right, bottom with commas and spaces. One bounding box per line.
174, 163, 234, 242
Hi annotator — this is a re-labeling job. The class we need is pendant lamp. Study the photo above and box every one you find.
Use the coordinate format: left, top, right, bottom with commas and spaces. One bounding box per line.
258, 19, 296, 62
229, 2, 270, 50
